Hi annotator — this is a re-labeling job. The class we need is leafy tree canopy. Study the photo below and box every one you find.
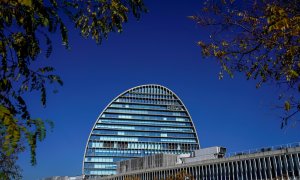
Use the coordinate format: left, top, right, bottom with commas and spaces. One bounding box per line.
0, 0, 147, 176
191, 0, 300, 127
0, 143, 23, 180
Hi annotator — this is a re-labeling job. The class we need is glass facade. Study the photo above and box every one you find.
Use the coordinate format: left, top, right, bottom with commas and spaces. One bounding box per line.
83, 84, 200, 177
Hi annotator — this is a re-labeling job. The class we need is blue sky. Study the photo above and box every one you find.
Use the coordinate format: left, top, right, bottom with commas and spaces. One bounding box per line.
18, 1, 299, 179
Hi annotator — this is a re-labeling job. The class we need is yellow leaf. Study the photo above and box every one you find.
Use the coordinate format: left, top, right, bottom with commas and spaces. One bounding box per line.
289, 70, 299, 78
221, 41, 229, 47
284, 101, 291, 111
18, 0, 32, 7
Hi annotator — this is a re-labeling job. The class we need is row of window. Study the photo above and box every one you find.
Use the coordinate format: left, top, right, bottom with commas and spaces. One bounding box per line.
115, 98, 180, 106
110, 103, 183, 111
86, 149, 144, 157
84, 169, 116, 176
105, 108, 187, 117
85, 150, 194, 158
85, 149, 191, 157
98, 119, 190, 127
123, 93, 175, 100
101, 113, 189, 122
88, 141, 199, 150
94, 124, 194, 132
92, 129, 196, 138
84, 163, 116, 169
85, 157, 130, 163
89, 135, 197, 143
91, 136, 139, 142
129, 86, 170, 95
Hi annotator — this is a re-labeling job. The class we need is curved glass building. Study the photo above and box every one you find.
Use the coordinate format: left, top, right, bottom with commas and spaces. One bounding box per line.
83, 84, 200, 177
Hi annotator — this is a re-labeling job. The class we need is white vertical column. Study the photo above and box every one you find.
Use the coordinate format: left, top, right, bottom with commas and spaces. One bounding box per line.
196, 166, 199, 179
283, 155, 289, 178
201, 165, 204, 179
231, 161, 235, 180
289, 154, 295, 179
240, 161, 244, 180
258, 158, 263, 179
253, 159, 258, 180
267, 157, 273, 179
219, 163, 222, 180
212, 164, 215, 180
223, 163, 226, 179
244, 160, 248, 180
262, 157, 267, 179
248, 159, 253, 180
236, 161, 239, 180
205, 165, 207, 180
278, 155, 284, 177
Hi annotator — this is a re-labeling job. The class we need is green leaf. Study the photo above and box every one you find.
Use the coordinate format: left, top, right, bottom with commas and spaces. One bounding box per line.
60, 22, 69, 48
17, 96, 25, 106
41, 85, 46, 106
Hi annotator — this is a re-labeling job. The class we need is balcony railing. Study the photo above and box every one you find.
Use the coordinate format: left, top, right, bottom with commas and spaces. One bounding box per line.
225, 142, 300, 158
